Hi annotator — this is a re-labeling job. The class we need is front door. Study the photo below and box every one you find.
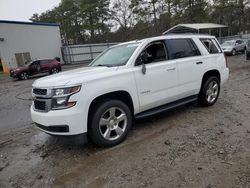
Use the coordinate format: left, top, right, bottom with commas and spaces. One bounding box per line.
133, 41, 178, 112
29, 61, 40, 75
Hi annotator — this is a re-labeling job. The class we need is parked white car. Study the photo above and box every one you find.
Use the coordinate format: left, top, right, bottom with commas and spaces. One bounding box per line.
31, 34, 229, 147
221, 39, 246, 55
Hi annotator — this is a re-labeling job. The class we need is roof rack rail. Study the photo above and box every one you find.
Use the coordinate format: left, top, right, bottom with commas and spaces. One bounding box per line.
164, 33, 211, 36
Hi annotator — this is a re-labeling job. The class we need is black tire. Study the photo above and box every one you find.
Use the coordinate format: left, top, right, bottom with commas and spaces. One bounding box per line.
19, 72, 29, 80
50, 67, 59, 74
198, 76, 220, 107
242, 47, 246, 54
88, 99, 132, 147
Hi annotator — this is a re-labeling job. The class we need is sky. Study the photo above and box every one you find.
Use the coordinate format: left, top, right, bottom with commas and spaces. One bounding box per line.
0, 0, 61, 22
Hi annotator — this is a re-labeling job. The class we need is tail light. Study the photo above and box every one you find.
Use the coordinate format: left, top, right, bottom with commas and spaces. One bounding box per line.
224, 53, 228, 68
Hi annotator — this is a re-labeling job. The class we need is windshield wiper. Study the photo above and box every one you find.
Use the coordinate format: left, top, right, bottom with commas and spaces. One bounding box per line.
94, 64, 110, 67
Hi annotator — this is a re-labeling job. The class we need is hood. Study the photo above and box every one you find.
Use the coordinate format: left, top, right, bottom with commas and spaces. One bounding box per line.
32, 66, 117, 88
11, 66, 27, 72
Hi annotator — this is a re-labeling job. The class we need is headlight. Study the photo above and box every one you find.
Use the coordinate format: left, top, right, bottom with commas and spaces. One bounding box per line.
51, 85, 81, 110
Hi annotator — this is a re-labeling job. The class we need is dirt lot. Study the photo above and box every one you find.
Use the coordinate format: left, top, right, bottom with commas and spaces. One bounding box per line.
0, 56, 250, 188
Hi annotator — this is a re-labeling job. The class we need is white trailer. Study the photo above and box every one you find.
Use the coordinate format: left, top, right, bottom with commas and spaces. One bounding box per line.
0, 20, 62, 73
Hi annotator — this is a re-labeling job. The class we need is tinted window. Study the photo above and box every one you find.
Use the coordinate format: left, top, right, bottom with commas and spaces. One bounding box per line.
165, 39, 200, 59
136, 41, 167, 65
144, 42, 167, 64
200, 38, 220, 54
40, 60, 51, 65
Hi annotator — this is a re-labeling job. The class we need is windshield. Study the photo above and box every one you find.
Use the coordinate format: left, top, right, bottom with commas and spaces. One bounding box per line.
221, 41, 235, 47
89, 43, 140, 67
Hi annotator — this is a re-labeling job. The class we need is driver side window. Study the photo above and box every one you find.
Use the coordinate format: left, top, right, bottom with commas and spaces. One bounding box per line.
138, 41, 167, 65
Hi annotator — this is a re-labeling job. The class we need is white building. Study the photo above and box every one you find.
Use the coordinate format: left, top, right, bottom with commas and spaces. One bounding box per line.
0, 20, 62, 73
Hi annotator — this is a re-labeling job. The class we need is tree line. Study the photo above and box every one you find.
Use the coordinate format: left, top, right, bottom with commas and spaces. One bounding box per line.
30, 0, 250, 45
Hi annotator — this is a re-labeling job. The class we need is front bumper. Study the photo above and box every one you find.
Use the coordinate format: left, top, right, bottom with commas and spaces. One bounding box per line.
31, 103, 87, 135
10, 71, 19, 78
222, 49, 233, 55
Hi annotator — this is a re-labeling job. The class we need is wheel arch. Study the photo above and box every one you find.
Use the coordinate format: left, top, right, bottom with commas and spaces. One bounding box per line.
87, 90, 135, 130
201, 69, 221, 88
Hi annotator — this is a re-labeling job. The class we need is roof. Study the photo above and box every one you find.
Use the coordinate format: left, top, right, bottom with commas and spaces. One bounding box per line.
163, 23, 227, 35
0, 20, 60, 27
115, 34, 214, 47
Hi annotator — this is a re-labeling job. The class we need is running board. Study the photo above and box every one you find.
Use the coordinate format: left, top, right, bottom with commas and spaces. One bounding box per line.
135, 95, 198, 120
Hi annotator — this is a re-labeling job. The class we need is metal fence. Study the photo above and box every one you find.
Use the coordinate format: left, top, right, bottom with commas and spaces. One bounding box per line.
218, 34, 250, 43
61, 34, 250, 64
61, 43, 119, 64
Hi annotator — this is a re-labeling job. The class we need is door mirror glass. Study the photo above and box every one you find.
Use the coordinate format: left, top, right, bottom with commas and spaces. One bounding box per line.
141, 63, 146, 74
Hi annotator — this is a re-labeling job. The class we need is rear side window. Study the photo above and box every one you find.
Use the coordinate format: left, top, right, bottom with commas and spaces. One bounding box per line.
200, 38, 222, 54
40, 60, 51, 65
165, 39, 201, 59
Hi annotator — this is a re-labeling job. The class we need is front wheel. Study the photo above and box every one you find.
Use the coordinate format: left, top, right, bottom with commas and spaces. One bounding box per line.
198, 77, 220, 107
89, 100, 132, 147
19, 72, 29, 80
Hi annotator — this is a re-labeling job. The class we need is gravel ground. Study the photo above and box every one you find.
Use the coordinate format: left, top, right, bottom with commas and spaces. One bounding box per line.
0, 55, 250, 188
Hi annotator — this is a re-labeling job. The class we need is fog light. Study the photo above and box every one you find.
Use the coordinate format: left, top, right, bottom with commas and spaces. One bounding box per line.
56, 97, 67, 105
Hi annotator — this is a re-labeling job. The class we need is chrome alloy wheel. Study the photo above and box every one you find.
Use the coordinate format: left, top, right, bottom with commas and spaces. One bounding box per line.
20, 72, 28, 80
206, 81, 219, 103
51, 68, 59, 74
99, 107, 127, 141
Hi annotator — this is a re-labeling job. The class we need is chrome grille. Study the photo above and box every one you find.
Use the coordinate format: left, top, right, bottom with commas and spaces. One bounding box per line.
33, 88, 47, 96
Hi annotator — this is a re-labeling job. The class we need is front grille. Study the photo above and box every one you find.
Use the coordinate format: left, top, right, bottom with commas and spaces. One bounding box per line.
34, 100, 46, 111
33, 88, 47, 96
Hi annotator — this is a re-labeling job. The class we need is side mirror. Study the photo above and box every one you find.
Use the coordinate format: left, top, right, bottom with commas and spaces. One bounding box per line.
141, 63, 146, 74
137, 51, 148, 75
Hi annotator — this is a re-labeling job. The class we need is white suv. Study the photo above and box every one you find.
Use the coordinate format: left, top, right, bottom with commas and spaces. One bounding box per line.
31, 34, 229, 147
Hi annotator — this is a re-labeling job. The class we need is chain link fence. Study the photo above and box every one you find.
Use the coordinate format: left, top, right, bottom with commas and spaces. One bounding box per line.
61, 43, 119, 64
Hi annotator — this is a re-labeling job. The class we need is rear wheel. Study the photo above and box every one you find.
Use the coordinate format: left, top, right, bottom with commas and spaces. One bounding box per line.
89, 100, 132, 147
19, 72, 29, 80
51, 67, 59, 74
198, 76, 220, 107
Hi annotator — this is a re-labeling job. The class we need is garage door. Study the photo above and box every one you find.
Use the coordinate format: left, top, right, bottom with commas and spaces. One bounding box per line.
15, 52, 31, 67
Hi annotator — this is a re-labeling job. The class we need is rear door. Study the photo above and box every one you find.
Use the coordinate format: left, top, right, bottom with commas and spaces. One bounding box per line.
165, 38, 204, 99
247, 40, 250, 60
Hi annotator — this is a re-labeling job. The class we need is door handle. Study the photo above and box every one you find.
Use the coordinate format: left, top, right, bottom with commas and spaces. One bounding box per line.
166, 67, 176, 71
196, 61, 203, 65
